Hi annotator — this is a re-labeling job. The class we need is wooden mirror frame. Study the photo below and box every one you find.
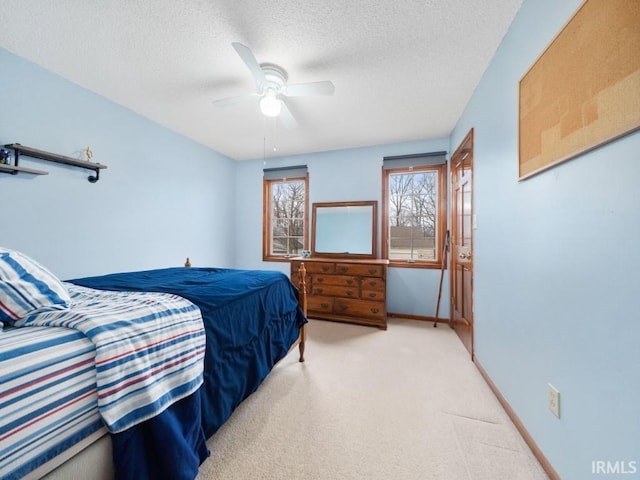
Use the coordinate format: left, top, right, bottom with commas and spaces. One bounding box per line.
311, 200, 378, 259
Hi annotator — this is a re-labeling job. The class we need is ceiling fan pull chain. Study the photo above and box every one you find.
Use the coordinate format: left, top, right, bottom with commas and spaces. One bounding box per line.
273, 118, 278, 152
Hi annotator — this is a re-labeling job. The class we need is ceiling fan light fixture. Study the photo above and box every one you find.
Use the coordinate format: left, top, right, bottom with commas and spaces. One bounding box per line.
260, 90, 282, 117
213, 43, 333, 129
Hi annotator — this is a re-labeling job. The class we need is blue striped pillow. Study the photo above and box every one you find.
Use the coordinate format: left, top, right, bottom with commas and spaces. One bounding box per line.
0, 248, 71, 324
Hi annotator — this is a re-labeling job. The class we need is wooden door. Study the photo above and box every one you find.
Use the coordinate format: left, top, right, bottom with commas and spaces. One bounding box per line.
450, 130, 474, 357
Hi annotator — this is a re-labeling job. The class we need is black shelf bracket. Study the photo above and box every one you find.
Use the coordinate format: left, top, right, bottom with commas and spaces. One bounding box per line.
88, 168, 100, 183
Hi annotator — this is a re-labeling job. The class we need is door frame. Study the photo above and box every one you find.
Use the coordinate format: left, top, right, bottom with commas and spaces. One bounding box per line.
449, 129, 474, 358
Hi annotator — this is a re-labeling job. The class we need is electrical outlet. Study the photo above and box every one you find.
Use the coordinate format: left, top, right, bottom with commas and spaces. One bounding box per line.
548, 384, 560, 418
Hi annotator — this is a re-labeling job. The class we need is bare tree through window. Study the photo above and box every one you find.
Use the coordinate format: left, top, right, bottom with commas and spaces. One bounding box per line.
271, 181, 305, 255
263, 175, 308, 260
383, 163, 446, 266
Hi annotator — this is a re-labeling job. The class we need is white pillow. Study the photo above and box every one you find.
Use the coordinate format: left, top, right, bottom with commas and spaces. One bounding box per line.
0, 247, 71, 324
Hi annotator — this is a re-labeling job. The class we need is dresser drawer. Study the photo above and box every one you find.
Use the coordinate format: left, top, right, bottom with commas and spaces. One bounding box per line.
361, 289, 385, 301
361, 277, 384, 291
312, 284, 359, 299
304, 262, 336, 274
313, 274, 358, 287
335, 263, 384, 277
334, 298, 385, 319
307, 296, 334, 314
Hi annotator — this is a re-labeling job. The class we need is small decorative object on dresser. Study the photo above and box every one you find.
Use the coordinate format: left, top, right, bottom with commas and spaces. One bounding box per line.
291, 257, 388, 329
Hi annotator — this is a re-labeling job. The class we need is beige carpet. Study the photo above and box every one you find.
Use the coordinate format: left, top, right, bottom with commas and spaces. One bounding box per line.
196, 318, 549, 480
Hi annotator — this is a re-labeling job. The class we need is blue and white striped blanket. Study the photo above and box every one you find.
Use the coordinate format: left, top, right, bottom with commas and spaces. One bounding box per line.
14, 283, 206, 433
0, 326, 103, 480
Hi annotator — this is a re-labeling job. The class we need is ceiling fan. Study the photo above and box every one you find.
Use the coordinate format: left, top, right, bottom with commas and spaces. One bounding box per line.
213, 43, 335, 129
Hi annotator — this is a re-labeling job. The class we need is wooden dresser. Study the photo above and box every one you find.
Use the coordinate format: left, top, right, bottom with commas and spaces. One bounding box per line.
291, 257, 389, 330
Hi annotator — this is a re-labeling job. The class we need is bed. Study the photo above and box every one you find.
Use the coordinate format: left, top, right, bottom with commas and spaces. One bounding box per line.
0, 248, 308, 480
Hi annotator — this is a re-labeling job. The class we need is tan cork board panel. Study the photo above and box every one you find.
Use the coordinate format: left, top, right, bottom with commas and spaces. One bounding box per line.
518, 0, 640, 180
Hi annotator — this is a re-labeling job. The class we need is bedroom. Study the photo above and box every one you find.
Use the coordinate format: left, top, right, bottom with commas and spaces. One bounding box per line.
1, 0, 638, 479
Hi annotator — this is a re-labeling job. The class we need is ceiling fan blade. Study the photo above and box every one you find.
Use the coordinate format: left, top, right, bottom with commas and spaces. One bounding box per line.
232, 42, 267, 91
278, 99, 298, 129
285, 80, 335, 97
213, 93, 259, 108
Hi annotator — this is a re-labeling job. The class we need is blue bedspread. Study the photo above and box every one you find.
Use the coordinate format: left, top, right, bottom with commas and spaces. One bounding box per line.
70, 267, 307, 439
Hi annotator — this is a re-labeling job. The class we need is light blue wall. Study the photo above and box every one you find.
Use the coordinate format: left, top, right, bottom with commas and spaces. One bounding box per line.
234, 138, 451, 318
450, 1, 640, 478
7, 6, 636, 475
0, 48, 236, 279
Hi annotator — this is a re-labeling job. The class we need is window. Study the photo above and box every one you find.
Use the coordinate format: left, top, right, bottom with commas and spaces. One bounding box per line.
382, 152, 447, 268
263, 166, 309, 261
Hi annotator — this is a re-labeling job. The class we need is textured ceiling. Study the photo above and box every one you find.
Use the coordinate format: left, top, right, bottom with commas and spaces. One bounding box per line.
0, 0, 523, 161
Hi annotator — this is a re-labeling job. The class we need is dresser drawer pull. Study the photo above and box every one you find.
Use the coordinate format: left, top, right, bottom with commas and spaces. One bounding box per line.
368, 268, 377, 274
316, 288, 324, 294
339, 267, 348, 273
346, 279, 354, 285
337, 304, 348, 311
321, 303, 330, 309
316, 277, 324, 283
322, 266, 331, 272
347, 291, 354, 297
371, 307, 380, 314
368, 293, 377, 298
368, 281, 377, 287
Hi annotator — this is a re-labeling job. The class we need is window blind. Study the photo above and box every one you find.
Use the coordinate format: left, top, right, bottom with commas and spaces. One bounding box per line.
382, 151, 447, 170
263, 165, 308, 180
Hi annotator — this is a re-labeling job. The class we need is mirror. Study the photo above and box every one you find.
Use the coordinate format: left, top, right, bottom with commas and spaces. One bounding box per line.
311, 201, 377, 258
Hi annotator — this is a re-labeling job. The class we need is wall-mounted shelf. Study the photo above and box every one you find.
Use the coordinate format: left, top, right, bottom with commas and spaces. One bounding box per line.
0, 163, 48, 176
2, 143, 108, 182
